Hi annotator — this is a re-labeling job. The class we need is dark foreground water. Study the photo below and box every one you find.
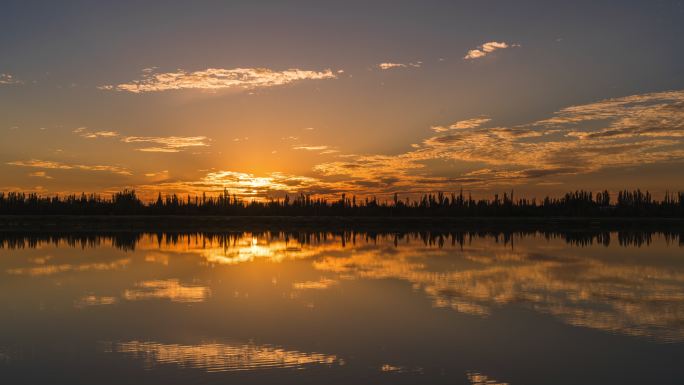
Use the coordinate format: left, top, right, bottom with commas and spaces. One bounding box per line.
1, 230, 683, 384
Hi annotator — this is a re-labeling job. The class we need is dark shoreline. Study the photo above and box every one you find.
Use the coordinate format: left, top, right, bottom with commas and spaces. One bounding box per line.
1, 215, 683, 232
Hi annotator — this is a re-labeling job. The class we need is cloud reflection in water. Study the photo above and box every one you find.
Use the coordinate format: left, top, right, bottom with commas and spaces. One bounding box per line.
123, 279, 210, 303
105, 340, 339, 372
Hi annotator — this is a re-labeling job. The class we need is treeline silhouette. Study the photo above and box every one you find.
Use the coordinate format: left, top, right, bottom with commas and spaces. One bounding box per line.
0, 230, 681, 251
1, 189, 683, 217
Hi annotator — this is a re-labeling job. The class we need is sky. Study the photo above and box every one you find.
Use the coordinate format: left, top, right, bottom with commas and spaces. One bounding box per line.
1, 0, 684, 200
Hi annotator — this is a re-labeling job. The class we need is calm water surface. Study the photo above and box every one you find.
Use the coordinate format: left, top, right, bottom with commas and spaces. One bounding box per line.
0, 231, 682, 384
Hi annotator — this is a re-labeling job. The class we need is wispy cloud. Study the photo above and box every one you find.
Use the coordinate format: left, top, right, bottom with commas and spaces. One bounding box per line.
28, 171, 53, 179
450, 117, 492, 129
420, 90, 684, 178
293, 145, 329, 151
73, 127, 120, 138
0, 73, 21, 85
464, 41, 518, 60
377, 62, 422, 70
292, 144, 339, 155
100, 67, 339, 93
319, 149, 340, 155
144, 170, 169, 178
7, 159, 131, 175
312, 90, 684, 192
62, 89, 683, 198
121, 136, 210, 152
71, 128, 208, 153
431, 117, 492, 132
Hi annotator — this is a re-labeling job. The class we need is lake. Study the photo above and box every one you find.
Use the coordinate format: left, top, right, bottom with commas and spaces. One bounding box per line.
1, 230, 682, 384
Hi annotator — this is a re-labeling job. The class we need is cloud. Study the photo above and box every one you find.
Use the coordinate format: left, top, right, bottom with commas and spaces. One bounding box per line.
7, 159, 131, 175
73, 127, 120, 139
293, 145, 329, 151
130, 169, 346, 200
86, 131, 119, 138
71, 128, 208, 153
464, 41, 518, 60
100, 67, 338, 93
76, 89, 683, 199
318, 149, 340, 155
121, 136, 210, 152
450, 117, 492, 129
311, 153, 434, 195
378, 62, 422, 70
28, 171, 53, 179
291, 144, 339, 155
0, 73, 21, 85
431, 117, 492, 132
419, 90, 684, 177
144, 170, 169, 178
378, 63, 405, 70
311, 89, 684, 192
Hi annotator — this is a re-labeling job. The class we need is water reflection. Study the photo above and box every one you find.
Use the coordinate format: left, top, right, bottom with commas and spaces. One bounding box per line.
1, 229, 681, 252
0, 229, 683, 384
105, 340, 339, 372
0, 349, 10, 364
293, 278, 338, 290
1, 230, 682, 342
312, 245, 684, 341
6, 258, 131, 276
75, 295, 118, 307
380, 363, 423, 374
467, 371, 509, 385
123, 279, 210, 303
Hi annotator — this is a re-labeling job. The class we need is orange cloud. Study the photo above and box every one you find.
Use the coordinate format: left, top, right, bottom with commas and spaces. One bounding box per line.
28, 171, 53, 179
7, 159, 131, 175
101, 67, 338, 93
464, 41, 518, 60
378, 62, 422, 70
121, 136, 210, 152
119, 90, 684, 198
312, 90, 684, 191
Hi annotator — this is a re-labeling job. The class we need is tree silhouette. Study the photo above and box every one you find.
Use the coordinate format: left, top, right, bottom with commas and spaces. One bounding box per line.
0, 189, 682, 217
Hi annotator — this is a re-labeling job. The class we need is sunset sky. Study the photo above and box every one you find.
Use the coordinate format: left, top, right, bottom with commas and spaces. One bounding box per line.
2, 0, 684, 200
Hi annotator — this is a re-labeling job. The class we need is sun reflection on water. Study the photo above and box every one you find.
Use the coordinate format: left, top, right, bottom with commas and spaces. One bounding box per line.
2, 232, 683, 342
127, 232, 684, 342
134, 234, 335, 266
